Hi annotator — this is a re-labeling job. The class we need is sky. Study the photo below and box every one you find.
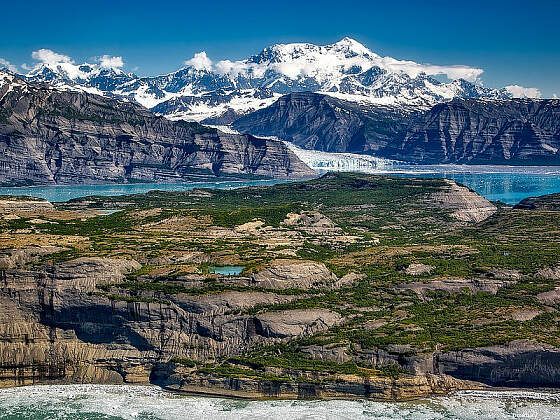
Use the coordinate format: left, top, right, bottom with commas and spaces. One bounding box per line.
1, 0, 559, 97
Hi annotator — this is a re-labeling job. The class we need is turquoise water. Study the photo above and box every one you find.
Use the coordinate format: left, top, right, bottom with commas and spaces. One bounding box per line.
0, 167, 559, 205
0, 385, 559, 419
209, 266, 244, 276
0, 179, 290, 203
392, 169, 560, 204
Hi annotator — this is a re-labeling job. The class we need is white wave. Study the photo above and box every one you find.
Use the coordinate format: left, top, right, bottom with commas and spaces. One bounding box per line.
1, 385, 560, 420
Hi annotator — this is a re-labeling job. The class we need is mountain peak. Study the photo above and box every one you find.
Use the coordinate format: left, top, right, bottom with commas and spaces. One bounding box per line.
331, 37, 372, 55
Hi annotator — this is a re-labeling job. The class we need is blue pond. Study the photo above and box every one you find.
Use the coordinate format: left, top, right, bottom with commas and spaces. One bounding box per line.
208, 266, 244, 276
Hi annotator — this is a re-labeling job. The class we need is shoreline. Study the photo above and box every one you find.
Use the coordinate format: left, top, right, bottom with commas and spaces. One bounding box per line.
2, 381, 560, 403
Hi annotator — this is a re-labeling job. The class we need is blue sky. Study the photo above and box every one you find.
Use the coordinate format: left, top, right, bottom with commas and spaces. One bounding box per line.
2, 0, 559, 97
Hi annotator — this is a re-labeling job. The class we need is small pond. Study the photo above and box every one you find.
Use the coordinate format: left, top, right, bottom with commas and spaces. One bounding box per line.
208, 266, 244, 276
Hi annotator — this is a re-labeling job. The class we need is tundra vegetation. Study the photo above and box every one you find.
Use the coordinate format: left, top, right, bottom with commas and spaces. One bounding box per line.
1, 173, 559, 397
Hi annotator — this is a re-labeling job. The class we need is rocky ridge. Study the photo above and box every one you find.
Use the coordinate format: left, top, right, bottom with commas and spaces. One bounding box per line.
0, 174, 559, 399
0, 71, 313, 186
515, 192, 560, 210
232, 92, 560, 164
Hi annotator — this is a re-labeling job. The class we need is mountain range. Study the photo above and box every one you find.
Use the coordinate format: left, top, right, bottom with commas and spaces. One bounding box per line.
21, 38, 518, 122
1, 38, 558, 171
233, 92, 560, 164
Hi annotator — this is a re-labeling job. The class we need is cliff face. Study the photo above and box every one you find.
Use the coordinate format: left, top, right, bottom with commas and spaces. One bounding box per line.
0, 72, 313, 186
0, 256, 344, 387
0, 256, 483, 397
233, 93, 560, 164
2, 256, 557, 394
232, 92, 411, 154
400, 99, 560, 164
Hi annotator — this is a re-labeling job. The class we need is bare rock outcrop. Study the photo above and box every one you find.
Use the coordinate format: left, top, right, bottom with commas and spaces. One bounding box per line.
332, 272, 365, 289
45, 257, 141, 292
174, 291, 297, 315
400, 277, 514, 298
428, 180, 497, 223
0, 199, 54, 213
537, 266, 560, 280
0, 246, 65, 269
537, 288, 560, 305
167, 370, 482, 401
251, 260, 337, 289
405, 263, 435, 276
283, 211, 339, 234
255, 309, 342, 339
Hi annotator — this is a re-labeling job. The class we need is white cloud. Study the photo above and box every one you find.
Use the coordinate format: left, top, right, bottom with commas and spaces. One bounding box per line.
553, 94, 558, 99
30, 49, 86, 80
0, 58, 17, 73
214, 59, 266, 78
31, 49, 73, 65
377, 58, 484, 82
197, 39, 485, 83
185, 51, 213, 71
97, 55, 124, 69
505, 85, 542, 99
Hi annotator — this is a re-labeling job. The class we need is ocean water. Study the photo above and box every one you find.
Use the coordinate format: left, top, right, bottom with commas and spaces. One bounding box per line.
391, 169, 560, 204
0, 385, 559, 419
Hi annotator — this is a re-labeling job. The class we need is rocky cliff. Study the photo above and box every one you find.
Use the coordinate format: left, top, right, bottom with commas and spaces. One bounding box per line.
232, 92, 411, 154
0, 72, 313, 186
400, 98, 560, 164
233, 92, 560, 164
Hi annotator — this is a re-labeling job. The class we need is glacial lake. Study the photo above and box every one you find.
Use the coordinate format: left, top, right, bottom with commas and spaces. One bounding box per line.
1, 385, 560, 419
0, 166, 559, 205
395, 169, 560, 204
0, 179, 290, 204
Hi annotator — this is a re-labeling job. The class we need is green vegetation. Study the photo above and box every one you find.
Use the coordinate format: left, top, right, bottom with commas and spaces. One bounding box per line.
2, 172, 560, 385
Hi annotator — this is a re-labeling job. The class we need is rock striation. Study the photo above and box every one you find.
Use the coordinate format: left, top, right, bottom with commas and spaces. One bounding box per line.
233, 92, 560, 164
0, 71, 314, 186
250, 260, 337, 289
427, 180, 497, 222
401, 99, 560, 164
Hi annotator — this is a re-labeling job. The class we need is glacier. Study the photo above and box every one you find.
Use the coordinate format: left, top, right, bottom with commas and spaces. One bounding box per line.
284, 142, 401, 173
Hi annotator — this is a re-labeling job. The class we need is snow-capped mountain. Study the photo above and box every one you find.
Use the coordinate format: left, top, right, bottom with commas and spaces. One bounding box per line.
23, 38, 513, 121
